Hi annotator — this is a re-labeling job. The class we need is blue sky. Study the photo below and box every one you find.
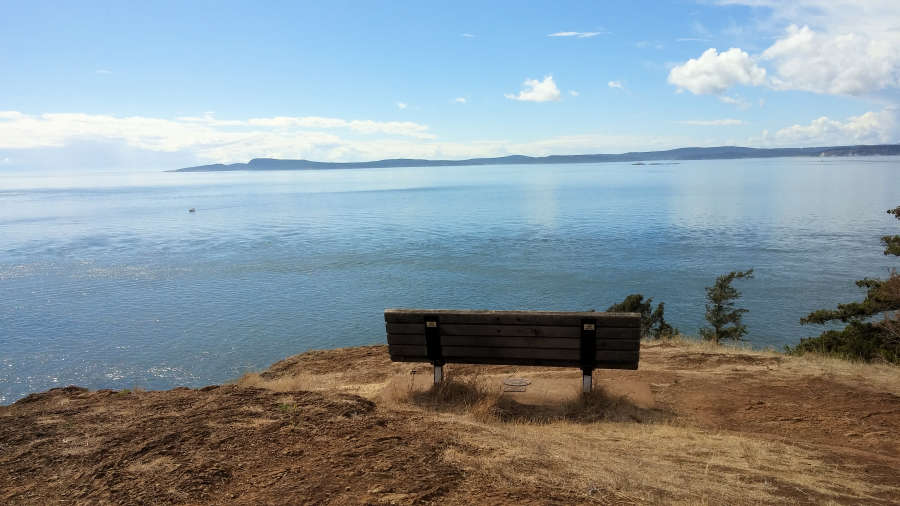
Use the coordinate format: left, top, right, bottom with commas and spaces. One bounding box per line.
1, 0, 899, 170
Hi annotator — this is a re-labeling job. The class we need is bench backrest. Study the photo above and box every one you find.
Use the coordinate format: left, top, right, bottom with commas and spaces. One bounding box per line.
384, 309, 641, 370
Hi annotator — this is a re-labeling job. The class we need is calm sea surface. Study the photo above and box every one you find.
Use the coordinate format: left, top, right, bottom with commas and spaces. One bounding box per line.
1, 158, 898, 403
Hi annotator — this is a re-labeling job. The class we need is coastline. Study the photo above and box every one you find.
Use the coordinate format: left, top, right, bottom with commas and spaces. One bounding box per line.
2, 339, 898, 504
171, 144, 900, 172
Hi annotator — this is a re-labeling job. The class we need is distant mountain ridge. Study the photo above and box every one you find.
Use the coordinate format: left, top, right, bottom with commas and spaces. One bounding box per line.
172, 144, 900, 172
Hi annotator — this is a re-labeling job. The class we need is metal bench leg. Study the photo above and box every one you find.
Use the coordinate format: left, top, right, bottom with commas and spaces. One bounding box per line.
582, 370, 592, 393
434, 364, 443, 385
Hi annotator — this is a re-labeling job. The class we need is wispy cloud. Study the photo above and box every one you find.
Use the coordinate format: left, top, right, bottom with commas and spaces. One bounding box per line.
608, 81, 624, 89
718, 95, 752, 109
569, 90, 579, 97
0, 109, 708, 169
635, 40, 664, 49
0, 111, 437, 158
691, 20, 712, 38
461, 33, 475, 38
548, 31, 604, 38
679, 119, 745, 126
454, 97, 467, 104
395, 102, 408, 110
505, 75, 562, 102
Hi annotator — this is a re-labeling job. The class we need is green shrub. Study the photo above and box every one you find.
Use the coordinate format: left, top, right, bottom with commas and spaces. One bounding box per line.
789, 205, 900, 364
607, 294, 677, 339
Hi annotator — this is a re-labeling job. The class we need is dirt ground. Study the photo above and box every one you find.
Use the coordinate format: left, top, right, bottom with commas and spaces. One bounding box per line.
1, 340, 898, 504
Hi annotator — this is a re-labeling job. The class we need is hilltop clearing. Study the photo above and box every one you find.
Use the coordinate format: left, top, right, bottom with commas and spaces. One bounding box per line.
2, 339, 898, 504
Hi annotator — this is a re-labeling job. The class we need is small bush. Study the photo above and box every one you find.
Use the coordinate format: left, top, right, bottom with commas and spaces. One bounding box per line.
788, 320, 899, 364
607, 294, 677, 339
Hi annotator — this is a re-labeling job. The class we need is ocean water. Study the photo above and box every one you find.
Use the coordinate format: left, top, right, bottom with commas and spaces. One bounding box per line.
1, 158, 898, 404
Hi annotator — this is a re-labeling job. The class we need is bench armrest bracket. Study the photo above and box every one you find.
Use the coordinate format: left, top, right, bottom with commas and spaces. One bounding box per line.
425, 315, 444, 367
580, 319, 597, 392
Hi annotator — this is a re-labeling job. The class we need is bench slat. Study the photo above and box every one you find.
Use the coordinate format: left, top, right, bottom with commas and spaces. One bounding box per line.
386, 323, 639, 339
385, 309, 639, 327
388, 344, 428, 357
389, 355, 637, 369
388, 345, 638, 362
441, 347, 638, 362
387, 334, 640, 351
387, 322, 581, 338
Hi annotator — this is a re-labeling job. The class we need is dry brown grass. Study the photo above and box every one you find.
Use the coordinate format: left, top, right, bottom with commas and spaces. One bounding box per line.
225, 340, 899, 503
644, 334, 900, 393
443, 420, 894, 505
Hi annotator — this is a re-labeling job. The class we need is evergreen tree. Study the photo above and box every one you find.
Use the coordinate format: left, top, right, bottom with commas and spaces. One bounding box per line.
607, 294, 677, 339
699, 270, 754, 344
791, 206, 900, 363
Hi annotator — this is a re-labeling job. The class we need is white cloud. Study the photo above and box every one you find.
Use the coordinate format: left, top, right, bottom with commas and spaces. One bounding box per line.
461, 33, 475, 38
454, 97, 467, 104
667, 48, 767, 95
0, 111, 437, 162
242, 116, 433, 138
771, 108, 898, 145
608, 81, 624, 89
569, 90, 579, 97
0, 110, 704, 169
679, 119, 746, 126
548, 31, 604, 38
395, 102, 408, 109
505, 75, 562, 102
761, 24, 900, 95
681, 1, 900, 96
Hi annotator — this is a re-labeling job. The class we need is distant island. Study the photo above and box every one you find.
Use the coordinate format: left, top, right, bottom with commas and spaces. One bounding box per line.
172, 143, 900, 172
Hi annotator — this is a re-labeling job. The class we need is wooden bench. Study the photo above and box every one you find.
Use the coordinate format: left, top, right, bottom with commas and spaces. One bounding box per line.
384, 309, 641, 392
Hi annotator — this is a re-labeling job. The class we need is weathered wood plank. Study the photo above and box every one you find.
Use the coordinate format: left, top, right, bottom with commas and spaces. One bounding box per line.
435, 357, 637, 369
596, 339, 640, 351
438, 347, 638, 363
593, 350, 640, 362
384, 309, 640, 327
443, 336, 581, 349
389, 355, 637, 369
442, 346, 580, 361
386, 322, 582, 338
386, 323, 639, 340
387, 334, 640, 351
387, 344, 427, 357
386, 334, 427, 346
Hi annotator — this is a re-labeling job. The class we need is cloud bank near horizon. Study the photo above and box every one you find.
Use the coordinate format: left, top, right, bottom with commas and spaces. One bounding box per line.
0, 108, 896, 171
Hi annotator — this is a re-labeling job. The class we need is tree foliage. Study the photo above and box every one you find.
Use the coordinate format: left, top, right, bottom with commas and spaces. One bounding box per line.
607, 294, 677, 339
790, 206, 900, 363
883, 206, 900, 256
699, 270, 754, 344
